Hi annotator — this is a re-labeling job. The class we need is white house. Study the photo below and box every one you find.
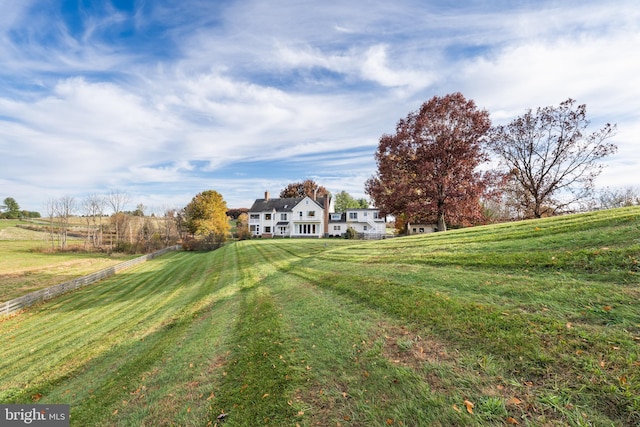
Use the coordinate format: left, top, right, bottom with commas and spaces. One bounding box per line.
249, 192, 330, 238
328, 208, 386, 238
248, 191, 386, 238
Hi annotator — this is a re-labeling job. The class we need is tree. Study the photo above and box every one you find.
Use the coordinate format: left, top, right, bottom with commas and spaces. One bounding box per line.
2, 197, 21, 218
280, 179, 329, 199
183, 190, 230, 249
598, 186, 640, 210
44, 196, 75, 250
81, 194, 106, 248
487, 99, 617, 218
334, 191, 369, 212
227, 208, 249, 220
236, 212, 251, 240
56, 196, 76, 249
107, 190, 130, 245
365, 92, 496, 231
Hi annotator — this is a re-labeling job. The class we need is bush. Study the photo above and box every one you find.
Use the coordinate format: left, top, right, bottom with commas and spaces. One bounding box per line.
344, 226, 357, 239
181, 232, 227, 251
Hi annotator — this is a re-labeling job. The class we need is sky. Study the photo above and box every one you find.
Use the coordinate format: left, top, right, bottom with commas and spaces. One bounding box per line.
1, 0, 639, 213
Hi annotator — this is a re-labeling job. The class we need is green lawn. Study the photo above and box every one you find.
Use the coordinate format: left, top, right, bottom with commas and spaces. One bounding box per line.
1, 207, 639, 426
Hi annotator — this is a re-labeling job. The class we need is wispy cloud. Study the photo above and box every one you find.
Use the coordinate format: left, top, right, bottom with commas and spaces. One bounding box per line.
0, 0, 638, 210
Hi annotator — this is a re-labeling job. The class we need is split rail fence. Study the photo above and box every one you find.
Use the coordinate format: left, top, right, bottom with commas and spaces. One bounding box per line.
1, 245, 181, 317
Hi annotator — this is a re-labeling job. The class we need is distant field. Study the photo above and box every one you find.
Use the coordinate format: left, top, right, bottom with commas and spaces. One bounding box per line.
0, 208, 638, 426
0, 220, 136, 302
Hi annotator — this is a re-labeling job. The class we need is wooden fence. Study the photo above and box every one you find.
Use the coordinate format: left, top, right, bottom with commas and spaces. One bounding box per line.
1, 245, 181, 317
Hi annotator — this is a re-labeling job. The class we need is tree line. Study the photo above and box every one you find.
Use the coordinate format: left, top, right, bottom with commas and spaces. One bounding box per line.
0, 197, 41, 219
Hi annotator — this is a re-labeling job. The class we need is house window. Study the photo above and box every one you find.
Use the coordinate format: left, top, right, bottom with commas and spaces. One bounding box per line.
419, 228, 425, 233
333, 225, 341, 230
297, 224, 317, 234
280, 213, 287, 220
307, 211, 315, 217
265, 226, 271, 233
364, 225, 368, 231
250, 214, 259, 220
349, 212, 357, 220
265, 213, 272, 220
299, 211, 303, 218
373, 212, 379, 219
363, 212, 368, 217
331, 213, 341, 221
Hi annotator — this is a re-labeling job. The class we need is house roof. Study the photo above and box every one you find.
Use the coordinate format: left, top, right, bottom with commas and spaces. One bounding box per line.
249, 196, 329, 212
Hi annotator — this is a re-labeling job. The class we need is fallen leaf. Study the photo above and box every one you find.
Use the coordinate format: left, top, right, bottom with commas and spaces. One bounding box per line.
452, 404, 461, 413
112, 409, 118, 415
603, 306, 612, 312
464, 400, 474, 414
620, 376, 627, 385
31, 393, 42, 402
507, 397, 522, 405
262, 393, 269, 398
566, 322, 572, 329
600, 361, 605, 368
387, 418, 394, 425
207, 393, 215, 400
297, 411, 304, 416
343, 415, 351, 421
506, 417, 519, 425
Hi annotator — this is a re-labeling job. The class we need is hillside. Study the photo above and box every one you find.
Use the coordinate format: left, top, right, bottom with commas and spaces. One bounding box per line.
1, 207, 639, 426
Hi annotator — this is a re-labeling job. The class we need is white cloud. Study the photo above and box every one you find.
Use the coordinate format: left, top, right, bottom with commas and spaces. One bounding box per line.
2, 0, 640, 211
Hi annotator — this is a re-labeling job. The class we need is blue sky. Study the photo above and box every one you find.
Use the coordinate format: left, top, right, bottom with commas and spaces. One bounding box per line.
1, 0, 639, 212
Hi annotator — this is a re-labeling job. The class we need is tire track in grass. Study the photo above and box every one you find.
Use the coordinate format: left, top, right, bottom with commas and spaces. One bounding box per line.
215, 240, 471, 426
210, 241, 310, 426
267, 264, 470, 426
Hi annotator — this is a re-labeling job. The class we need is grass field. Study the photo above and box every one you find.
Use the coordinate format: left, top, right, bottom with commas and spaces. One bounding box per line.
0, 207, 639, 426
0, 220, 137, 302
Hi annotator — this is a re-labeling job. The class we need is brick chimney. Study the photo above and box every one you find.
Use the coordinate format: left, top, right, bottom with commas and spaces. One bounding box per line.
323, 196, 330, 237
265, 191, 270, 201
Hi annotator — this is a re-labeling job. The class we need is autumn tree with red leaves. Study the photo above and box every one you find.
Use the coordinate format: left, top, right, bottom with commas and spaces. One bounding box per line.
279, 179, 329, 199
365, 93, 498, 232
487, 99, 617, 218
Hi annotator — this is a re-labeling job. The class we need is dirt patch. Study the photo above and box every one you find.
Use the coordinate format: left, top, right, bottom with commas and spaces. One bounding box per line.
379, 322, 455, 369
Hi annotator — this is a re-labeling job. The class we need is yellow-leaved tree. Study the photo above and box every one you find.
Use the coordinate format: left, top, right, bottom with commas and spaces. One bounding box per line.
183, 190, 230, 250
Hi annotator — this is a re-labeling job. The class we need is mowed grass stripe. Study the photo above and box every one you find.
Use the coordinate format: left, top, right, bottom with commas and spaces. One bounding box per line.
74, 238, 245, 425
267, 263, 469, 426
283, 253, 639, 424
0, 253, 196, 384
2, 254, 184, 356
0, 250, 223, 403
